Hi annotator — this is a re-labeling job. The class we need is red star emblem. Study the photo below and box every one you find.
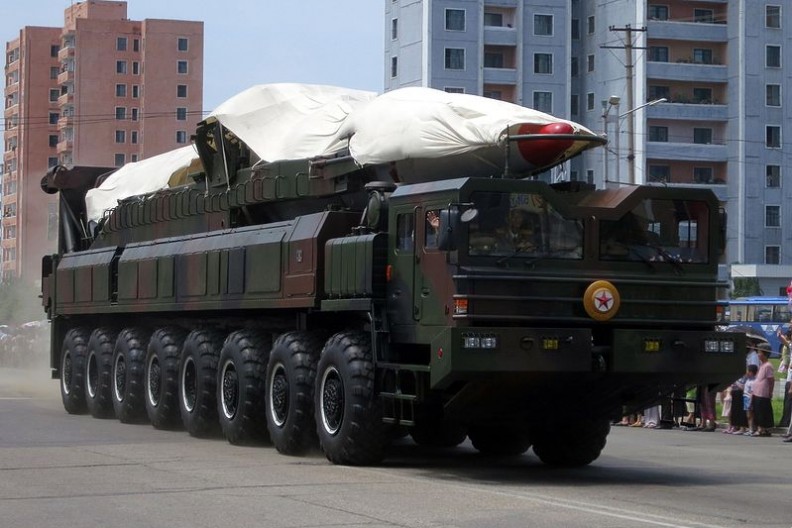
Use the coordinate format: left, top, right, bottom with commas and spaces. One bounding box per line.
594, 289, 614, 311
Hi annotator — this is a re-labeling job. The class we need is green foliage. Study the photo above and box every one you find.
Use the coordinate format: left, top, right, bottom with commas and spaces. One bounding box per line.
732, 277, 762, 298
0, 279, 43, 325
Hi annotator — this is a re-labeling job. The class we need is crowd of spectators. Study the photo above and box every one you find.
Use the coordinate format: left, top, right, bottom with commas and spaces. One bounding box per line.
0, 320, 49, 368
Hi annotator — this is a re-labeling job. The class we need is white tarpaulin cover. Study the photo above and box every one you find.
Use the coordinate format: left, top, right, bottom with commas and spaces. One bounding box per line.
85, 83, 596, 223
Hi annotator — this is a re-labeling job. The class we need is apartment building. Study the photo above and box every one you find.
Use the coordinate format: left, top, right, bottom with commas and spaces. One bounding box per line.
2, 0, 203, 284
384, 0, 792, 294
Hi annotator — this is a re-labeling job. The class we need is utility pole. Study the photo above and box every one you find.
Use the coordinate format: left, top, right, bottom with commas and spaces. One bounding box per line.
602, 25, 646, 185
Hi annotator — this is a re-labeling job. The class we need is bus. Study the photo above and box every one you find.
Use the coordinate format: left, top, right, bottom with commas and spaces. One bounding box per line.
720, 297, 791, 356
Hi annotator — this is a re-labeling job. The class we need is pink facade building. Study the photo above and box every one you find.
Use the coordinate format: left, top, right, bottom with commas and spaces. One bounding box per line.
2, 0, 203, 283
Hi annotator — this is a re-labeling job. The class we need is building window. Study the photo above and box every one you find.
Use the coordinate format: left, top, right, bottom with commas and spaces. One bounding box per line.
117, 37, 127, 51
49, 112, 59, 125
115, 107, 126, 120
571, 19, 580, 39
694, 9, 714, 23
648, 5, 669, 20
571, 56, 578, 77
766, 5, 781, 28
49, 89, 59, 102
693, 48, 713, 64
131, 154, 138, 162
176, 107, 187, 120
587, 15, 595, 34
483, 89, 502, 100
571, 94, 579, 115
483, 12, 503, 27
586, 169, 594, 185
50, 44, 59, 57
49, 135, 58, 148
177, 37, 189, 51
445, 9, 465, 31
131, 108, 139, 121
116, 60, 127, 74
50, 66, 59, 79
766, 84, 781, 106
534, 14, 553, 36
115, 84, 126, 97
484, 52, 504, 68
115, 130, 126, 143
767, 45, 781, 68
391, 18, 398, 40
649, 85, 670, 100
765, 246, 781, 264
693, 128, 712, 144
48, 156, 58, 168
649, 165, 670, 183
534, 53, 552, 74
444, 87, 464, 94
587, 54, 595, 72
177, 60, 188, 74
132, 61, 140, 75
391, 56, 398, 77
692, 87, 713, 103
444, 48, 465, 70
114, 154, 125, 167
176, 130, 188, 144
766, 125, 781, 148
693, 167, 713, 184
649, 46, 669, 62
766, 165, 781, 187
133, 38, 140, 52
177, 84, 188, 98
132, 85, 139, 98
765, 205, 781, 227
533, 91, 552, 113
131, 131, 138, 144
649, 126, 668, 142
587, 92, 594, 111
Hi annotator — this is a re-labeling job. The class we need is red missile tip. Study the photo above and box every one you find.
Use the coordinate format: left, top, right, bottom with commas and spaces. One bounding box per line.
517, 122, 575, 168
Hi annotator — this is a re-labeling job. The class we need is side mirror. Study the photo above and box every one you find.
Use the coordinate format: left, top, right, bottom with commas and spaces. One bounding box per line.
437, 206, 478, 251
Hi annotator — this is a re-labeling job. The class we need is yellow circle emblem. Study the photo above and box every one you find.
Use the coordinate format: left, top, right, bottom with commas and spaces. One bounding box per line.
583, 280, 621, 321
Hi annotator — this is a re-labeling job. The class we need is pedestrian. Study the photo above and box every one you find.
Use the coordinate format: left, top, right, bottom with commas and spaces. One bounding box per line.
750, 343, 775, 437
777, 322, 791, 428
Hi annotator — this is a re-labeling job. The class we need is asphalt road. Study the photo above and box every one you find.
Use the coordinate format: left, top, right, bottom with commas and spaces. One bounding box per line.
1, 367, 791, 528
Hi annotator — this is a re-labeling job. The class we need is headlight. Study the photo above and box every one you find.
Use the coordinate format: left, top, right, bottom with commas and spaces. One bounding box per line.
720, 340, 735, 353
462, 333, 498, 349
704, 339, 720, 352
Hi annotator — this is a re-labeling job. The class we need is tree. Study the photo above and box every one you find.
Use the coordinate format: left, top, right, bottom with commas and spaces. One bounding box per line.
731, 277, 762, 299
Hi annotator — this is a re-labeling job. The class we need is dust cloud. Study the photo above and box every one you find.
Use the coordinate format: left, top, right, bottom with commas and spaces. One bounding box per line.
0, 320, 58, 399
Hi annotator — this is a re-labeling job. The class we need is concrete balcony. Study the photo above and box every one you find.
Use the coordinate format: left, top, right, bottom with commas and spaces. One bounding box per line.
647, 102, 728, 121
56, 139, 73, 154
57, 114, 73, 128
57, 69, 74, 85
57, 45, 74, 61
647, 61, 727, 83
57, 92, 73, 106
483, 67, 517, 85
647, 20, 727, 42
646, 141, 728, 162
483, 26, 518, 46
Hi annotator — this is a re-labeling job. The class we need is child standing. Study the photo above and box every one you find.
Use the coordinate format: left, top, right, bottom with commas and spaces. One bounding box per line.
742, 364, 758, 435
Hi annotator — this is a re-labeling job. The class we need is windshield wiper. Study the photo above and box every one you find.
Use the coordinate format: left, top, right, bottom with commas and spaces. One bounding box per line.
643, 243, 685, 274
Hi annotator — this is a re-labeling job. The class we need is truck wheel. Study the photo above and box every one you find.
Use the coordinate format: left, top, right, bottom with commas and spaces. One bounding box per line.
112, 328, 150, 424
469, 425, 531, 456
410, 421, 468, 448
85, 328, 118, 418
60, 328, 90, 415
145, 327, 186, 430
265, 331, 322, 455
180, 328, 224, 438
217, 329, 270, 445
315, 331, 391, 465
532, 419, 610, 467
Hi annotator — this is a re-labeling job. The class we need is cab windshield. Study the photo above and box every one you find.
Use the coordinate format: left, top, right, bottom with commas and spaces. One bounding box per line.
467, 191, 583, 259
599, 199, 710, 264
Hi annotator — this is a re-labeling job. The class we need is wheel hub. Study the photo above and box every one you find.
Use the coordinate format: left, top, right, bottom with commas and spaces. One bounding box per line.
147, 356, 161, 407
221, 360, 238, 419
114, 355, 126, 402
269, 363, 289, 427
87, 351, 97, 398
320, 367, 344, 435
181, 356, 196, 413
62, 352, 72, 394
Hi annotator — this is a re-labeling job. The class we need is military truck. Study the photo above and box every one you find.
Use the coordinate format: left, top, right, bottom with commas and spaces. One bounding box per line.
41, 86, 743, 467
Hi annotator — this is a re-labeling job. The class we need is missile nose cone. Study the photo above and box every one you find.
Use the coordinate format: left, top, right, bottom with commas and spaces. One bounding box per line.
517, 122, 575, 169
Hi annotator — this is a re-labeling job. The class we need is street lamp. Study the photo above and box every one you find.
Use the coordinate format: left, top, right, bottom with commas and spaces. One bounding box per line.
618, 97, 667, 185
601, 95, 621, 187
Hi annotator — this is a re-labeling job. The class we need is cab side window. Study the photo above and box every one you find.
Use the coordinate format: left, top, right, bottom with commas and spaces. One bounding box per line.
396, 213, 415, 251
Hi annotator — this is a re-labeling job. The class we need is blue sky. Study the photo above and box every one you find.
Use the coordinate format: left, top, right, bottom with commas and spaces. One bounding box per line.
1, 0, 385, 113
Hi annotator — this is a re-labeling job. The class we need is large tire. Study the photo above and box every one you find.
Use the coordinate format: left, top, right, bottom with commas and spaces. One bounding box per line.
410, 420, 468, 448
180, 328, 224, 438
315, 331, 391, 465
532, 419, 611, 467
112, 328, 150, 424
60, 328, 90, 415
217, 329, 271, 445
145, 327, 187, 430
469, 425, 531, 456
85, 328, 118, 418
265, 331, 322, 455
